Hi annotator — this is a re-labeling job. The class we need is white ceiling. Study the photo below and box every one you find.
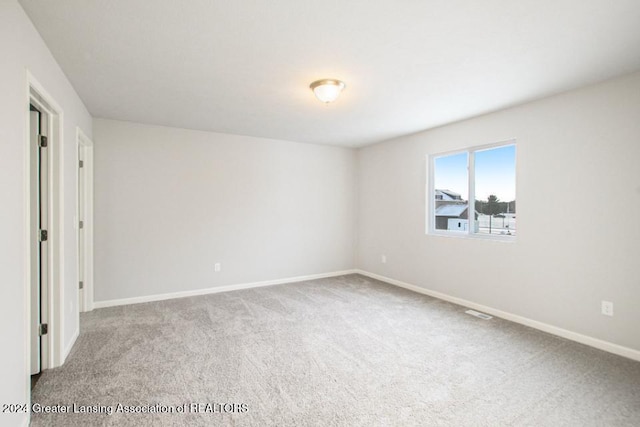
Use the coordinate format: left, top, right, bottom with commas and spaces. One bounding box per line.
19, 0, 640, 147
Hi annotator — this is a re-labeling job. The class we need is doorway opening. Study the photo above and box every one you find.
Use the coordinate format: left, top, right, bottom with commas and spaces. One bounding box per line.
27, 75, 64, 391
29, 103, 48, 388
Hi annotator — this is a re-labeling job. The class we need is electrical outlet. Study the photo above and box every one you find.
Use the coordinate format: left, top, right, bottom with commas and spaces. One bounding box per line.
601, 300, 613, 317
214, 262, 221, 272
381, 255, 387, 264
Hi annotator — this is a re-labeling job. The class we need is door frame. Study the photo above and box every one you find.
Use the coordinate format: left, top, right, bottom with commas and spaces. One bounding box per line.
24, 71, 65, 385
76, 128, 94, 312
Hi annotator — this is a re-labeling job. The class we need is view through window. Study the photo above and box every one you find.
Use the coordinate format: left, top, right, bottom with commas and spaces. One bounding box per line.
431, 143, 516, 237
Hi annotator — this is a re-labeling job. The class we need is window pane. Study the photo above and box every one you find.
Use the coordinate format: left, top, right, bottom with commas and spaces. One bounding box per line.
474, 145, 516, 235
433, 152, 469, 231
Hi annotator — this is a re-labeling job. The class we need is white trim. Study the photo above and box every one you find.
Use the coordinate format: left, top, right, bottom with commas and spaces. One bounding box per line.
21, 414, 29, 427
426, 155, 433, 233
427, 139, 517, 240
427, 230, 517, 242
93, 270, 358, 308
28, 71, 65, 369
23, 72, 32, 409
25, 71, 66, 400
356, 269, 640, 362
76, 127, 94, 312
63, 327, 79, 363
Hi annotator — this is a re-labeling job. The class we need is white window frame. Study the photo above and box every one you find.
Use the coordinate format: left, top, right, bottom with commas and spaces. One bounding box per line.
427, 139, 516, 240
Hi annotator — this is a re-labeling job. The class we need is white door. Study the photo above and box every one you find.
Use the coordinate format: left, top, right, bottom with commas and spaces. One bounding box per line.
30, 105, 49, 375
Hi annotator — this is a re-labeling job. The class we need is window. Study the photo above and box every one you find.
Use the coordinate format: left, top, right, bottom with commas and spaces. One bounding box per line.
429, 141, 516, 238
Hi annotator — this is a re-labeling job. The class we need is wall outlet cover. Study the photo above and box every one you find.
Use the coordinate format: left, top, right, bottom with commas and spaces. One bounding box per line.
601, 300, 614, 316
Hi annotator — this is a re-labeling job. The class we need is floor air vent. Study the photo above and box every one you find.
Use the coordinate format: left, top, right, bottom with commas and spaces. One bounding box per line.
465, 309, 493, 320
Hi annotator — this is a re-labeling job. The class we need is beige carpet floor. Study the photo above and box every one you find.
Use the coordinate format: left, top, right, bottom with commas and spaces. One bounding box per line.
31, 274, 640, 426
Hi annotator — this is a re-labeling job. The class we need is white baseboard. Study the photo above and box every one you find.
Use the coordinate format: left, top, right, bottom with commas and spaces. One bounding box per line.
93, 270, 357, 309
62, 327, 79, 363
356, 269, 640, 362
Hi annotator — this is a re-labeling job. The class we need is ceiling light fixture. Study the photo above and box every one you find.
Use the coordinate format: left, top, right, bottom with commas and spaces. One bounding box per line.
310, 79, 346, 103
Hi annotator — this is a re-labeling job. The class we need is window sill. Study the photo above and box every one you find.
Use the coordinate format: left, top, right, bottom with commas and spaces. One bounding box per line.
427, 231, 516, 242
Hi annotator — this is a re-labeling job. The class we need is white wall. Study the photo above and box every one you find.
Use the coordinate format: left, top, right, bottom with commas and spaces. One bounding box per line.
357, 71, 640, 353
0, 1, 92, 426
93, 119, 356, 303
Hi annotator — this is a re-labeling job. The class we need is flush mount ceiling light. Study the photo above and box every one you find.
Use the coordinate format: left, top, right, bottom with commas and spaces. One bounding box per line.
310, 79, 346, 103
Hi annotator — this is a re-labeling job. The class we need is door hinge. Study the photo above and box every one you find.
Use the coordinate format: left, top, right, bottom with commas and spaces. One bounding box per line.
38, 135, 48, 148
79, 160, 84, 168
39, 229, 48, 242
79, 281, 84, 290
39, 323, 48, 336
79, 220, 84, 229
